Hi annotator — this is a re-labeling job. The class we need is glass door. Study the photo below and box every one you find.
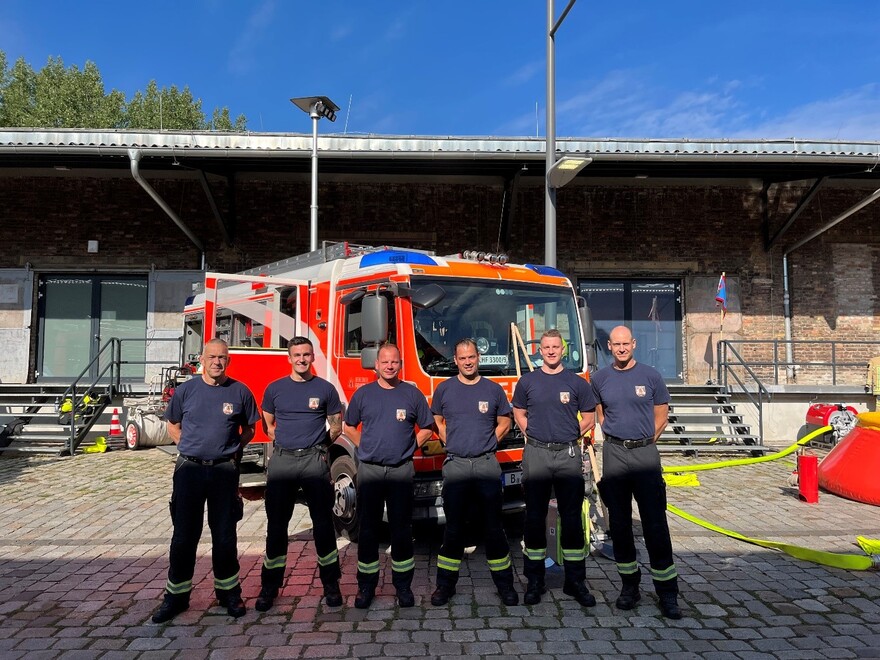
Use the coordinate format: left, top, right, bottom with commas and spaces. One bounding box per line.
37, 275, 148, 381
578, 279, 683, 381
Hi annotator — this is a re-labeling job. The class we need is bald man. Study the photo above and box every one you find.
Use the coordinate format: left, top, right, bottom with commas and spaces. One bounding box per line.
591, 325, 681, 619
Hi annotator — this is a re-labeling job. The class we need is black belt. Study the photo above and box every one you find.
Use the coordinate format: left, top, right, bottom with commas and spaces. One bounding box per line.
275, 445, 326, 457
527, 438, 576, 451
180, 454, 234, 466
605, 434, 653, 449
361, 457, 412, 468
446, 450, 496, 459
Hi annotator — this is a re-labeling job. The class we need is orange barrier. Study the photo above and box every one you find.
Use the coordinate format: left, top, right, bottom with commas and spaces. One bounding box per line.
818, 412, 880, 506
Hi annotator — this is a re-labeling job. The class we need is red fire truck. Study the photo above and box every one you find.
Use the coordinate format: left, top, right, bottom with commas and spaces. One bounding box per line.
182, 242, 594, 537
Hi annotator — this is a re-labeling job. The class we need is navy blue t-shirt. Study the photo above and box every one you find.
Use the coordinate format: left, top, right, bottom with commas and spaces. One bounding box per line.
511, 368, 597, 444
344, 381, 433, 465
590, 361, 670, 440
165, 376, 260, 460
431, 376, 512, 457
262, 375, 342, 450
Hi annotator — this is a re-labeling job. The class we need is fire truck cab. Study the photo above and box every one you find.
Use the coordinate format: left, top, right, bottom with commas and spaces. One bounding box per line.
182, 243, 593, 538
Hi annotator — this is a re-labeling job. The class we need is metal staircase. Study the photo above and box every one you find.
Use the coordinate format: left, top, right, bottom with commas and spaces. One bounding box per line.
0, 383, 110, 455
658, 383, 764, 454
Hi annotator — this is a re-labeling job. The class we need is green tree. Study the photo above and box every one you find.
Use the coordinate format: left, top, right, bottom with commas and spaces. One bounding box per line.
0, 50, 247, 131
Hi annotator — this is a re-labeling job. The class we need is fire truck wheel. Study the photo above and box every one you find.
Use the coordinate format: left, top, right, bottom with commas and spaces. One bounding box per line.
125, 420, 142, 450
330, 454, 359, 542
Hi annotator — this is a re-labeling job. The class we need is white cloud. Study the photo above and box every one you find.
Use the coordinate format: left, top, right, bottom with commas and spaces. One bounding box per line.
228, 0, 277, 76
733, 84, 880, 141
502, 60, 543, 88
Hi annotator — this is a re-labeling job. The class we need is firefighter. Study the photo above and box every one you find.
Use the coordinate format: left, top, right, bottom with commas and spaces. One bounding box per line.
343, 343, 434, 609
512, 329, 598, 607
152, 338, 259, 623
255, 337, 343, 612
591, 325, 681, 619
430, 338, 518, 606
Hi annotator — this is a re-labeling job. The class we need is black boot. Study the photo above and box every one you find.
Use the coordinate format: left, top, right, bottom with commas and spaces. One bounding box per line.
615, 582, 641, 610
217, 589, 246, 618
354, 584, 375, 609
491, 566, 518, 606
151, 592, 189, 624
523, 581, 546, 605
431, 583, 456, 606
255, 586, 278, 612
562, 580, 597, 607
658, 591, 682, 619
324, 581, 343, 607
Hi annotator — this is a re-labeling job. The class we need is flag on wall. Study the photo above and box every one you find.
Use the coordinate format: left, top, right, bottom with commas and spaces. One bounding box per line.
715, 272, 728, 324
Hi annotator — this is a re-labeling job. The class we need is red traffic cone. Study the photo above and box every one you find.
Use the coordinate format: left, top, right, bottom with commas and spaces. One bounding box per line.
108, 408, 124, 450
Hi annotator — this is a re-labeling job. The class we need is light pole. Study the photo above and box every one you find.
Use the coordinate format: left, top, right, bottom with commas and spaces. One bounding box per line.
546, 0, 589, 267
291, 96, 340, 251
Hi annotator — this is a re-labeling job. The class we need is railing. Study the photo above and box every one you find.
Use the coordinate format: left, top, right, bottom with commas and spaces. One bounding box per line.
715, 341, 770, 444
60, 336, 184, 455
717, 339, 880, 388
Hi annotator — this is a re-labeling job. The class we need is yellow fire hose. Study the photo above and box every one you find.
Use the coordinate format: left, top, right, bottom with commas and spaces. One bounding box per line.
660, 424, 880, 570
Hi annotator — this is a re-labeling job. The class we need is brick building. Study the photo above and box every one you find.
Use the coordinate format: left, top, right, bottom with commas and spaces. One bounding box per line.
0, 130, 877, 400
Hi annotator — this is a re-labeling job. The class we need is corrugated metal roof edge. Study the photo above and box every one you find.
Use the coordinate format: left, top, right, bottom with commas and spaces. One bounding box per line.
1, 129, 880, 161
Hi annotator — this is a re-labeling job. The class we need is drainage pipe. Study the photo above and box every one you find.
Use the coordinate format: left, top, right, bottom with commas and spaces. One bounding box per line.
129, 149, 206, 270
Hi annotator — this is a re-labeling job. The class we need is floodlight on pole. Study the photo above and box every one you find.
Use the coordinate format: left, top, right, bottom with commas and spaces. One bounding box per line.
547, 155, 592, 189
290, 96, 339, 251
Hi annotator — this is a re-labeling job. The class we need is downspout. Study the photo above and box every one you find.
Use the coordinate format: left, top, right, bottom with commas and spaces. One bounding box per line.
782, 185, 880, 379
128, 149, 206, 270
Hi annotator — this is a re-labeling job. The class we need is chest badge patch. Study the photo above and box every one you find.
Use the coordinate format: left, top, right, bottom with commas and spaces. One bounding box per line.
309, 397, 320, 410
635, 386, 646, 397
559, 391, 570, 404
223, 402, 234, 415
478, 401, 489, 414
396, 408, 406, 421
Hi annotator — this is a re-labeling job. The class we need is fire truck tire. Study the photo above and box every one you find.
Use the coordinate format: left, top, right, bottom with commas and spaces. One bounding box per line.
125, 420, 142, 451
330, 454, 359, 542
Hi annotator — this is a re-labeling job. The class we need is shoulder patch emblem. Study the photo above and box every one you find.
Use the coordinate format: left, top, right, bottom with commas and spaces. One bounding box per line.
309, 397, 320, 409
223, 402, 234, 415
635, 386, 646, 397
559, 391, 570, 404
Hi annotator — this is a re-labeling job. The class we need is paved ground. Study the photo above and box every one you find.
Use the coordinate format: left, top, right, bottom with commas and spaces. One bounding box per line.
1, 445, 879, 659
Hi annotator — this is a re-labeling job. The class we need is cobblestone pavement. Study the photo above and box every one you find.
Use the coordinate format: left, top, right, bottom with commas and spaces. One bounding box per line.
1, 446, 879, 659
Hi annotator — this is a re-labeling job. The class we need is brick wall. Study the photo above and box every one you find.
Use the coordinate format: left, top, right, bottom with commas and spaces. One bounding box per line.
0, 174, 876, 382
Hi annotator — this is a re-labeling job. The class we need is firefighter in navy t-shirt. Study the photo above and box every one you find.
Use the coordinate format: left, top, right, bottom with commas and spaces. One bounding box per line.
343, 344, 434, 609
152, 338, 260, 624
255, 337, 343, 612
430, 338, 518, 607
591, 325, 681, 619
512, 329, 598, 608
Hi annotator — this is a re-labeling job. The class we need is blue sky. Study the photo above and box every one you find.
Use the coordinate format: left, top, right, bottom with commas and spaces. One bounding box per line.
3, 1, 880, 140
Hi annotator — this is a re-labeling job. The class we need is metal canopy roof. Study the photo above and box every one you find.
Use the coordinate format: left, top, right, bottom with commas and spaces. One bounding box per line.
2, 129, 880, 182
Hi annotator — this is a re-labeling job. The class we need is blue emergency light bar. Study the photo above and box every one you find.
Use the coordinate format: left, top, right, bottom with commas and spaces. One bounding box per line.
525, 264, 566, 278
360, 250, 438, 268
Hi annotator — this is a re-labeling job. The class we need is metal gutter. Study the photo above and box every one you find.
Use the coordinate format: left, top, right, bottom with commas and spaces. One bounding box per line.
128, 149, 206, 269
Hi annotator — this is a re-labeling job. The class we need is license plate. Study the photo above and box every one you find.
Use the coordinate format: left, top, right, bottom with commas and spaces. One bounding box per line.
503, 470, 522, 486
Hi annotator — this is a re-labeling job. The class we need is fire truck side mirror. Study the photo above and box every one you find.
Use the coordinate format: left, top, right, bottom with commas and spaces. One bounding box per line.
578, 297, 596, 370
361, 294, 388, 344
361, 345, 380, 369
409, 283, 446, 310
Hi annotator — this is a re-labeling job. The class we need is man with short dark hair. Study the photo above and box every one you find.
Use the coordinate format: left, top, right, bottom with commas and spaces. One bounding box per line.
152, 338, 259, 623
591, 325, 681, 619
255, 337, 343, 612
344, 343, 434, 609
430, 338, 517, 607
512, 329, 598, 607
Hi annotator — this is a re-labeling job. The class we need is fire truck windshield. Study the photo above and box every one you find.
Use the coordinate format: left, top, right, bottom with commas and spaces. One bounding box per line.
411, 278, 584, 376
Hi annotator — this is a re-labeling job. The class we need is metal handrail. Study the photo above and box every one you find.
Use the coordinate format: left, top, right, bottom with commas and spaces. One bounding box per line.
60, 336, 185, 455
716, 341, 770, 445
719, 339, 880, 386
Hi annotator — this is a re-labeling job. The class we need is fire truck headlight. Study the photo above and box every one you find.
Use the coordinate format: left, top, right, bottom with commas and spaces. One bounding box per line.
476, 336, 490, 354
